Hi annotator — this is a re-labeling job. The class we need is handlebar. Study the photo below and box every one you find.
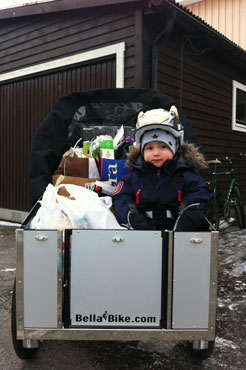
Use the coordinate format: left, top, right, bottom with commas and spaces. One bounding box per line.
207, 153, 246, 166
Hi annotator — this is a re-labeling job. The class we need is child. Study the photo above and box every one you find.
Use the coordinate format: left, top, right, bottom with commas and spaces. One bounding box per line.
113, 107, 212, 231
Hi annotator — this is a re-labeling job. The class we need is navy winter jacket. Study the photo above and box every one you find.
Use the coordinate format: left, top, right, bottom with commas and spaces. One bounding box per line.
113, 142, 212, 230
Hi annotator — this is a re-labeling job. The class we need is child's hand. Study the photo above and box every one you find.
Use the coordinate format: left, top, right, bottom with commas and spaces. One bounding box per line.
128, 210, 153, 230
175, 207, 204, 231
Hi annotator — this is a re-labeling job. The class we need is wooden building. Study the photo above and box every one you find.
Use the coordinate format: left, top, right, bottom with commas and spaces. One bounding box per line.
0, 0, 246, 221
182, 0, 246, 50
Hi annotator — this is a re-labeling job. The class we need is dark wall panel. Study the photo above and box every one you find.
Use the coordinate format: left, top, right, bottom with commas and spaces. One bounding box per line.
0, 4, 137, 212
0, 5, 136, 88
157, 33, 246, 201
0, 58, 116, 211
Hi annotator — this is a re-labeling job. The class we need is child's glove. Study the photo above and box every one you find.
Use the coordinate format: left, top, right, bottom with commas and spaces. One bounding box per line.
128, 210, 153, 230
175, 207, 204, 231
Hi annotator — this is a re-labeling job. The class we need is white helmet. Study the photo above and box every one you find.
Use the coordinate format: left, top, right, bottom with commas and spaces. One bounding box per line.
135, 106, 184, 152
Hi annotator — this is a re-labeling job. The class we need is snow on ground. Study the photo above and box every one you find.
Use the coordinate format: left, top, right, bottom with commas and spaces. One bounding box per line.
0, 221, 21, 227
0, 268, 16, 272
215, 337, 239, 350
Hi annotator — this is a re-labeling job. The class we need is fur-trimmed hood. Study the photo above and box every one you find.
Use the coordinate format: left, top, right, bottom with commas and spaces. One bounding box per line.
126, 142, 208, 172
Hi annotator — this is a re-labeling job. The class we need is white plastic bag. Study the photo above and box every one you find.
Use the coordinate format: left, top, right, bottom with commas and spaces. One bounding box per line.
30, 183, 122, 230
30, 184, 73, 229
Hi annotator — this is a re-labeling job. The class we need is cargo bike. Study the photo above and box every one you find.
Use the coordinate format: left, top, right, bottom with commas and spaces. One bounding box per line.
11, 89, 219, 360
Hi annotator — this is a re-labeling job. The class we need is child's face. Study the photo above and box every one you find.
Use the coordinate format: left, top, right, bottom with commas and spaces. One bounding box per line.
143, 141, 173, 168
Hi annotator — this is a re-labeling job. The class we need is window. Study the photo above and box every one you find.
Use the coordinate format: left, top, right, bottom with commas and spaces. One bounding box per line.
232, 80, 246, 132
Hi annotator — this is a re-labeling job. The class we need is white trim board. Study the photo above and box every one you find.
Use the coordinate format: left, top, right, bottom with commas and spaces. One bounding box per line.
0, 42, 125, 87
232, 80, 246, 133
176, 0, 203, 6
0, 0, 55, 10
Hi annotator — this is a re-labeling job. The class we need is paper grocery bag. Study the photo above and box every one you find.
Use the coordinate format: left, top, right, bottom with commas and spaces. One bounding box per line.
52, 175, 98, 188
56, 156, 100, 179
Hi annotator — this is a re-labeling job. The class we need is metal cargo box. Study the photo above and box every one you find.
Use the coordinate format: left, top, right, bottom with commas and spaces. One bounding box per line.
69, 230, 163, 328
172, 232, 212, 329
15, 229, 218, 344
17, 229, 62, 329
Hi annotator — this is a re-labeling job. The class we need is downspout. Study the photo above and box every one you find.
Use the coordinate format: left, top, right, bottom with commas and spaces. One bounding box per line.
151, 10, 176, 89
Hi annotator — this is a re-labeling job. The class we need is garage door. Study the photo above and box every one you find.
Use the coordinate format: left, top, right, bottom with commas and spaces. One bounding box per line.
0, 57, 116, 212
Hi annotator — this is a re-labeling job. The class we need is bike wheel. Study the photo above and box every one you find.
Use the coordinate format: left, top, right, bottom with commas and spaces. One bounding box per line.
11, 279, 40, 359
229, 185, 245, 229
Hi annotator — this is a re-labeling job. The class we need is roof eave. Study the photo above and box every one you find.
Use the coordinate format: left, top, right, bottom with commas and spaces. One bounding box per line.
166, 0, 246, 54
0, 0, 139, 19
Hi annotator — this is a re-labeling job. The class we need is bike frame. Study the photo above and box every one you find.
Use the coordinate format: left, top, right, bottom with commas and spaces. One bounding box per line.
211, 162, 239, 219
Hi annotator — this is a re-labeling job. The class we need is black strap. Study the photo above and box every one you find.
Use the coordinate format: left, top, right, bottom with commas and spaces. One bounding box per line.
159, 171, 180, 207
140, 170, 180, 207
140, 172, 160, 204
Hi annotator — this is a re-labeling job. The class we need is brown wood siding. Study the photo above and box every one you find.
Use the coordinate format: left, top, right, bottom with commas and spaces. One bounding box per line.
0, 4, 138, 212
157, 32, 246, 201
0, 5, 136, 88
0, 58, 116, 211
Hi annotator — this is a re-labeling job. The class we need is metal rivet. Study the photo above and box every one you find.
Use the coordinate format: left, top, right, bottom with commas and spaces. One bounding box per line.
190, 237, 202, 243
112, 236, 124, 242
35, 235, 48, 241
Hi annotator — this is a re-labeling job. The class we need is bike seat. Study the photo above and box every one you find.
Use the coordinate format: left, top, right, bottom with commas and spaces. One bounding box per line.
207, 159, 222, 164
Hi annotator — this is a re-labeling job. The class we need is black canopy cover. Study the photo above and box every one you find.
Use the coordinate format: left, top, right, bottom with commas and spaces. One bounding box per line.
29, 88, 200, 205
